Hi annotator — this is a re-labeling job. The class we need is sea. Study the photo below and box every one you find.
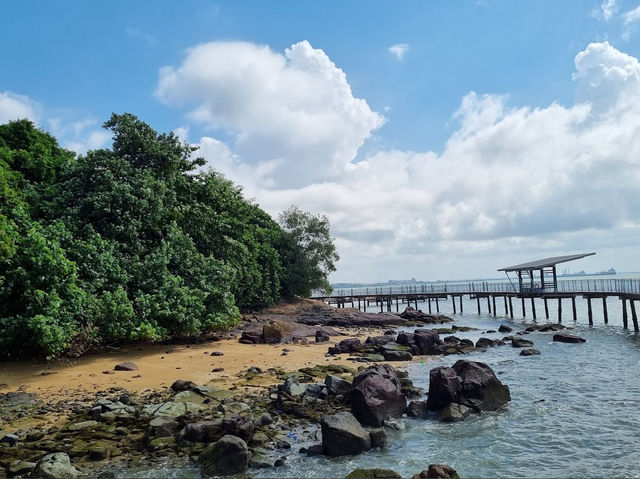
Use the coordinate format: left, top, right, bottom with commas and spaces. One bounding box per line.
124, 273, 640, 478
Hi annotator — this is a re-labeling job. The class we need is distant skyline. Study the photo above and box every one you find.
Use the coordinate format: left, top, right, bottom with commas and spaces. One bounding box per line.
2, 1, 640, 282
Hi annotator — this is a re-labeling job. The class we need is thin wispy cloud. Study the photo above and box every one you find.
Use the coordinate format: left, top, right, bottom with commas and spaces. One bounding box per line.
388, 43, 409, 60
623, 4, 640, 24
591, 0, 617, 20
125, 27, 157, 46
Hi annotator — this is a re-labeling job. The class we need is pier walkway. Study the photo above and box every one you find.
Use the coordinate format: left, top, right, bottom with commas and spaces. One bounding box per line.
313, 277, 640, 332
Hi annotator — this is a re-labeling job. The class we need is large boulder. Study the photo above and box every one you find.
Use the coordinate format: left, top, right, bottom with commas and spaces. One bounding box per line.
199, 435, 249, 476
426, 360, 510, 413
321, 411, 371, 457
30, 453, 79, 479
345, 469, 402, 479
400, 307, 453, 324
413, 330, 443, 355
553, 333, 586, 343
325, 375, 352, 395
350, 364, 407, 427
180, 420, 221, 443
412, 464, 460, 479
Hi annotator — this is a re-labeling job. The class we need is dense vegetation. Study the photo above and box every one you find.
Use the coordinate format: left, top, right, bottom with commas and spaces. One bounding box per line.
0, 114, 338, 359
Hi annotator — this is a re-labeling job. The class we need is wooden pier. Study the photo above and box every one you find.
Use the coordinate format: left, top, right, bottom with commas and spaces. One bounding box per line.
314, 253, 640, 331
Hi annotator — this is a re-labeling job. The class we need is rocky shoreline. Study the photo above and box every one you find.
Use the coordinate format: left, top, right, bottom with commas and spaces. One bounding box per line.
0, 300, 586, 478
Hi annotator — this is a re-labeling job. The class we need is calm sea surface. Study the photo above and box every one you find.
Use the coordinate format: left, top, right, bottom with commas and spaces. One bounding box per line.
126, 276, 640, 478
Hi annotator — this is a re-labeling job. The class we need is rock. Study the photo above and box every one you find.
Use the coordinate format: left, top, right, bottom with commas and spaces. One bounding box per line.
30, 453, 79, 479
8, 460, 36, 476
350, 364, 407, 427
512, 338, 534, 348
475, 337, 504, 349
427, 360, 510, 413
88, 442, 112, 460
520, 348, 541, 356
212, 367, 225, 372
170, 379, 196, 392
369, 428, 388, 449
247, 366, 263, 374
113, 362, 138, 371
412, 464, 461, 479
240, 329, 262, 344
304, 383, 328, 400
315, 330, 331, 342
278, 377, 306, 397
218, 401, 251, 416
406, 400, 430, 419
211, 351, 224, 356
437, 403, 471, 422
68, 420, 98, 431
396, 332, 415, 346
306, 444, 324, 456
553, 333, 586, 343
255, 412, 273, 427
325, 375, 352, 395
400, 307, 453, 324
336, 338, 362, 353
143, 400, 203, 418
199, 435, 249, 476
149, 436, 175, 450
180, 420, 221, 443
345, 469, 402, 479
0, 434, 18, 445
365, 335, 397, 348
149, 417, 178, 438
382, 350, 413, 361
222, 415, 254, 442
275, 439, 291, 449
413, 330, 443, 355
248, 448, 272, 468
296, 309, 406, 328
321, 411, 371, 457
498, 324, 513, 333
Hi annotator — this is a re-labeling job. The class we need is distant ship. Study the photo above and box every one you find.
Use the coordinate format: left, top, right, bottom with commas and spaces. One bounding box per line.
593, 267, 616, 276
559, 267, 615, 277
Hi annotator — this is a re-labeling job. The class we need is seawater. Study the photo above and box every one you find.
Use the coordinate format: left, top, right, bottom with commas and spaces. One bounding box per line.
127, 295, 640, 478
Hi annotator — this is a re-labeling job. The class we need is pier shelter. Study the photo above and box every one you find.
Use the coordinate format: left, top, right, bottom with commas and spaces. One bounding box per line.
498, 253, 596, 294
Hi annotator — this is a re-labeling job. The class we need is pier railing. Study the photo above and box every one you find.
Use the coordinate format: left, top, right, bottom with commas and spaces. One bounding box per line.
318, 278, 640, 298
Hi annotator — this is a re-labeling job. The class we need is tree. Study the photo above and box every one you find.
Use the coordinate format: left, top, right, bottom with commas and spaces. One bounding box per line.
278, 206, 339, 297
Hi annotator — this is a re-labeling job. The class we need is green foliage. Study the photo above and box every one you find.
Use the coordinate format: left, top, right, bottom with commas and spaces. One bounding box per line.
0, 114, 339, 359
278, 206, 339, 297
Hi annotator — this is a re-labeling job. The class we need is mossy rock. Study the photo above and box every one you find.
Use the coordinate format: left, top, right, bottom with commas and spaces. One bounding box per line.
299, 365, 355, 378
148, 436, 175, 450
88, 441, 113, 461
345, 468, 402, 479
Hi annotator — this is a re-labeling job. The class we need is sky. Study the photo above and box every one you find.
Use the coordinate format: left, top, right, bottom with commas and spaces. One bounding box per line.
2, 0, 640, 282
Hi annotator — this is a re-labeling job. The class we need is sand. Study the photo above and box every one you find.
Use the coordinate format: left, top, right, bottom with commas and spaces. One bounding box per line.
0, 329, 384, 402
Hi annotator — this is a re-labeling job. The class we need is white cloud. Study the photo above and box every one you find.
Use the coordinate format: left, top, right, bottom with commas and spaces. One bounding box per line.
156, 40, 385, 188
47, 115, 111, 154
0, 91, 39, 124
623, 4, 640, 24
125, 27, 157, 46
388, 43, 409, 60
165, 41, 640, 281
600, 0, 618, 20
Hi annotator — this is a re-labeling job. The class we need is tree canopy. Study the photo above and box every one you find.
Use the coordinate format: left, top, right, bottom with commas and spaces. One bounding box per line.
0, 114, 339, 359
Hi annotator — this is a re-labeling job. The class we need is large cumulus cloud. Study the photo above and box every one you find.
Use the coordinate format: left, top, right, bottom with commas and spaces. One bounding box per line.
157, 41, 640, 280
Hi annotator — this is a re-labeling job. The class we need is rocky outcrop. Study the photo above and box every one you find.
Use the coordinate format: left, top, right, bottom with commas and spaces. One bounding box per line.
199, 435, 249, 476
240, 320, 339, 344
553, 333, 586, 343
406, 400, 430, 419
426, 360, 510, 415
296, 308, 406, 327
321, 411, 372, 457
30, 453, 79, 479
345, 469, 402, 478
400, 307, 453, 324
350, 364, 407, 427
475, 337, 505, 349
114, 362, 138, 371
520, 348, 540, 356
412, 464, 461, 479
325, 375, 352, 395
511, 338, 534, 348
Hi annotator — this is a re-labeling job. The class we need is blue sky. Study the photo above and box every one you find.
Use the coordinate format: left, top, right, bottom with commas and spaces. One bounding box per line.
2, 1, 640, 281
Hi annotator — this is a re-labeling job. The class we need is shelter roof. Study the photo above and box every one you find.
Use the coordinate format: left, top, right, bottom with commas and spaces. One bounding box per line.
498, 253, 596, 272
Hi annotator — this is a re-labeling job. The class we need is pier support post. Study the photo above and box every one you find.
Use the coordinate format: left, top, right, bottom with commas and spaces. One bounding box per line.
521, 297, 526, 317
531, 297, 537, 320
477, 297, 481, 314
363, 299, 366, 312
622, 298, 628, 329
631, 300, 639, 333
508, 296, 513, 318
544, 298, 549, 319
492, 296, 497, 317
486, 297, 491, 314
504, 296, 508, 315
452, 296, 456, 314
571, 297, 577, 322
379, 299, 383, 313
358, 298, 361, 310
587, 297, 593, 326
558, 298, 562, 323
435, 297, 439, 313
428, 298, 432, 314
459, 296, 463, 313
602, 297, 608, 324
